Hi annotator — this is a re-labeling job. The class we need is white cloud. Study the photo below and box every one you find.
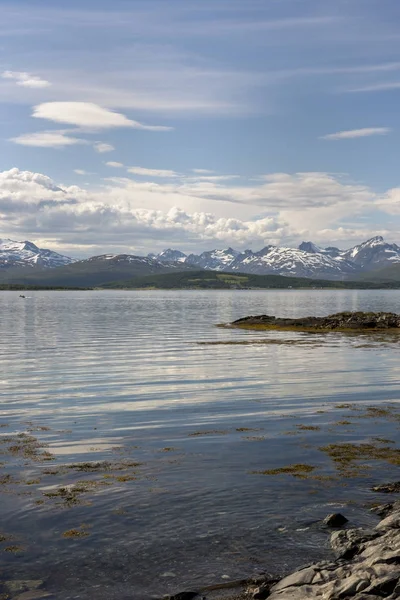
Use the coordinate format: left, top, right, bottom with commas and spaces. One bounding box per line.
347, 82, 400, 93
106, 162, 124, 168
32, 102, 173, 131
2, 70, 51, 88
186, 175, 240, 182
10, 131, 86, 148
192, 169, 214, 174
1, 167, 399, 255
322, 127, 391, 140
93, 142, 115, 153
74, 169, 89, 175
127, 166, 179, 178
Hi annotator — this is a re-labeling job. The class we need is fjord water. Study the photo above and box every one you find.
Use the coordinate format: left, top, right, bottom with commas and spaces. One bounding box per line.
1, 290, 400, 599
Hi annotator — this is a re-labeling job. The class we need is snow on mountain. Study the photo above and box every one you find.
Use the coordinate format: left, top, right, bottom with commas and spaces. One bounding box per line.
298, 241, 324, 254
153, 249, 187, 263
185, 248, 240, 270
229, 245, 357, 279
77, 253, 195, 272
0, 238, 74, 270
154, 236, 400, 279
341, 236, 400, 269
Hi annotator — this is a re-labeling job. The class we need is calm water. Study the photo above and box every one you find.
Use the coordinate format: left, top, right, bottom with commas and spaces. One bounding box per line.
1, 290, 400, 599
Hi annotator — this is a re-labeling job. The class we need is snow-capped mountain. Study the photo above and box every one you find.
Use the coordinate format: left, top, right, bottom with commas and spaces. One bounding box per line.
0, 239, 74, 270
152, 249, 187, 263
83, 253, 193, 271
340, 236, 400, 269
185, 248, 240, 270
156, 237, 400, 280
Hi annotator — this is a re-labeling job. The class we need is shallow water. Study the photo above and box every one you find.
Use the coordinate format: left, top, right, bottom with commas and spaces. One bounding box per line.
0, 290, 400, 599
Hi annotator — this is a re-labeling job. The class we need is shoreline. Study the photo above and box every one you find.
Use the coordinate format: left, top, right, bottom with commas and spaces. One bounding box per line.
165, 497, 400, 600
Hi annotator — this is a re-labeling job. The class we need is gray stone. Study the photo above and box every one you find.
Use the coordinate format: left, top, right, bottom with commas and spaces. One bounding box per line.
330, 528, 378, 558
375, 511, 400, 530
334, 574, 370, 597
268, 585, 316, 600
364, 573, 399, 596
269, 566, 317, 592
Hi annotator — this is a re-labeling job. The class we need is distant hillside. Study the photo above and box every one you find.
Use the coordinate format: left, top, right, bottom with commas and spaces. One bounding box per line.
102, 270, 400, 290
0, 254, 197, 287
356, 263, 400, 283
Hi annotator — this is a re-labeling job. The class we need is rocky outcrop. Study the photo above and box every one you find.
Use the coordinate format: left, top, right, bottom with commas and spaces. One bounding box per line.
166, 501, 400, 600
253, 501, 400, 600
231, 312, 400, 332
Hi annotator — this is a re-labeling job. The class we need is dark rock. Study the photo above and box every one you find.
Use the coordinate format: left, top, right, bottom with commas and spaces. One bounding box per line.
323, 513, 348, 528
365, 573, 399, 596
252, 583, 271, 599
168, 593, 201, 600
231, 311, 400, 331
370, 502, 394, 517
372, 481, 400, 493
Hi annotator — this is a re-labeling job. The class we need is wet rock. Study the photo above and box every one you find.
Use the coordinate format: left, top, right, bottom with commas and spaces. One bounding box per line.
13, 592, 52, 600
372, 481, 400, 493
323, 513, 348, 527
265, 503, 399, 600
167, 593, 201, 600
370, 502, 394, 517
252, 583, 272, 599
5, 581, 43, 594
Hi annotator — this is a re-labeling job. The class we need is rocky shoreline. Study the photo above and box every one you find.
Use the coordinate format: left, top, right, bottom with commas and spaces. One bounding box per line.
166, 497, 400, 600
230, 312, 400, 332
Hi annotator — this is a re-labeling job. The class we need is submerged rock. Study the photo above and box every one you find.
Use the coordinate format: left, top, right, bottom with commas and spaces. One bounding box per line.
230, 311, 400, 331
323, 513, 349, 527
372, 481, 400, 493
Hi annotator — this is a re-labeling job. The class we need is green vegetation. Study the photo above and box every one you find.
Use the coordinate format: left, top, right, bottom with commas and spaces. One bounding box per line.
2, 266, 400, 289
319, 442, 400, 477
103, 270, 400, 289
62, 525, 90, 539
0, 284, 90, 291
253, 464, 316, 476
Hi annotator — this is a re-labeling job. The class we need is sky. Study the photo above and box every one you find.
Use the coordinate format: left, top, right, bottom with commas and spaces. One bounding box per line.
1, 0, 400, 258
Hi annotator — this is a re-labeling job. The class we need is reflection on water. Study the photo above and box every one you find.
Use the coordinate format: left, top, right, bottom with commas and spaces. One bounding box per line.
0, 290, 400, 599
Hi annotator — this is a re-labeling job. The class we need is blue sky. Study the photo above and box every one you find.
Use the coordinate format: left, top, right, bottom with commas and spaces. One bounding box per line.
1, 0, 400, 256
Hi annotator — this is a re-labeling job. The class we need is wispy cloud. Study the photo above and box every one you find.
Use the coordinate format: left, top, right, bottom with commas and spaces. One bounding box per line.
10, 131, 86, 148
93, 142, 115, 153
127, 166, 179, 178
106, 162, 124, 168
32, 102, 173, 131
347, 81, 400, 93
321, 127, 391, 140
2, 70, 51, 88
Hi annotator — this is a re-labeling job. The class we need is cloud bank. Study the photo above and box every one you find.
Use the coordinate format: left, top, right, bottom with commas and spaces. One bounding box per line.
0, 167, 398, 256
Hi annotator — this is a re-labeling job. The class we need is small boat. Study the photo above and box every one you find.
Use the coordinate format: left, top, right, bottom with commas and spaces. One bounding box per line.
19, 294, 26, 298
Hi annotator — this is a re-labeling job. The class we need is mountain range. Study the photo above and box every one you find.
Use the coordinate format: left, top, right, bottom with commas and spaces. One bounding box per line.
153, 236, 400, 280
1, 236, 400, 286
